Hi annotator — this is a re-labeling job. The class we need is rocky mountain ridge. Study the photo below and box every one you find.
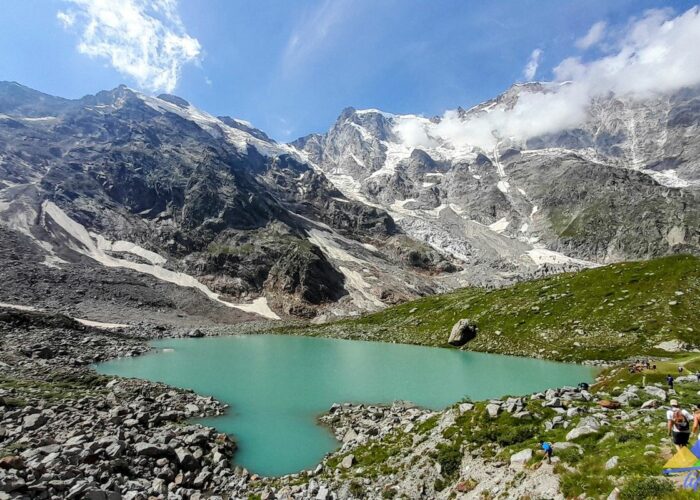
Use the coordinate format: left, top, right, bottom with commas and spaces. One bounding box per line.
1, 80, 699, 323
291, 83, 700, 268
0, 82, 462, 323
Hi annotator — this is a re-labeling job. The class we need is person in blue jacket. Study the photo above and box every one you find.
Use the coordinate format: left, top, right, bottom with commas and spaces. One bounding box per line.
540, 440, 553, 464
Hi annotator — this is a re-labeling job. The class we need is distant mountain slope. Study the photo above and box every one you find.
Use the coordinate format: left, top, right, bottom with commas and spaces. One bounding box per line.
283, 254, 700, 362
291, 83, 700, 266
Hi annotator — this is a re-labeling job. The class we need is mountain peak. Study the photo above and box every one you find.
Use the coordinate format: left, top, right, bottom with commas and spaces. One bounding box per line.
218, 115, 273, 143
157, 93, 190, 108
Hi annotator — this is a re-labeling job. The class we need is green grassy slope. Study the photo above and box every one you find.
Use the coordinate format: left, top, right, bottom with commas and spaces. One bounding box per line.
280, 255, 700, 362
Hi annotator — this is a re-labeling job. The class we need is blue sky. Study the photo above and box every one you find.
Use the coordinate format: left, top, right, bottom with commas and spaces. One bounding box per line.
0, 0, 697, 140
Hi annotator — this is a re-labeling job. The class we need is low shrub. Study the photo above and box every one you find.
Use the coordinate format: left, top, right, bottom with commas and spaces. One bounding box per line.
436, 443, 462, 477
348, 481, 365, 498
620, 476, 675, 500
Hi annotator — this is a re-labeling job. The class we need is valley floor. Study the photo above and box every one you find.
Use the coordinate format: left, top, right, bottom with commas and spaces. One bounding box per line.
0, 310, 696, 499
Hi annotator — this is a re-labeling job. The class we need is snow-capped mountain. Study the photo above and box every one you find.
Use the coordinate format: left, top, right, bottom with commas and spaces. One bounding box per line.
291, 83, 700, 267
0, 82, 461, 323
1, 80, 698, 324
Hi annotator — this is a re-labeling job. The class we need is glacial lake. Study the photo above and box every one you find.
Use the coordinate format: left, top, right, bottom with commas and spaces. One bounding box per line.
95, 334, 594, 476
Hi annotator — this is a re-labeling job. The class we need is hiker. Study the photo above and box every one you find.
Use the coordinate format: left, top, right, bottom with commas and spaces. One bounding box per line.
667, 399, 693, 449
540, 440, 553, 464
668, 375, 675, 390
693, 404, 700, 436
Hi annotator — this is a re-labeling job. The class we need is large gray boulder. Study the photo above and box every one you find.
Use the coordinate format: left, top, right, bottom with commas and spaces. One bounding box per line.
643, 386, 667, 401
133, 443, 172, 458
448, 319, 478, 346
510, 448, 533, 466
175, 448, 198, 471
22, 413, 47, 431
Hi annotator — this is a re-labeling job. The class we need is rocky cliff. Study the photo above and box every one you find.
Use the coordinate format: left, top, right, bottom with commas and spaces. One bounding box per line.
0, 82, 457, 322
291, 83, 700, 268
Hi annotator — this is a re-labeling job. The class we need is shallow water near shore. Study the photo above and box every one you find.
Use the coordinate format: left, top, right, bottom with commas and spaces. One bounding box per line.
95, 334, 594, 476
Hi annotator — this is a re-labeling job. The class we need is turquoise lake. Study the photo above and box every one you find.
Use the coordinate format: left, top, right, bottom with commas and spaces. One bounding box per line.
95, 334, 594, 476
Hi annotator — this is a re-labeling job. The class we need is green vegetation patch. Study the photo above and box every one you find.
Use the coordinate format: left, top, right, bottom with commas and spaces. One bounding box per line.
280, 255, 700, 362
0, 374, 108, 402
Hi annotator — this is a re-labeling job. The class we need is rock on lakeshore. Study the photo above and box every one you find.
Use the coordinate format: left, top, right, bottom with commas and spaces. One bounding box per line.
448, 318, 478, 346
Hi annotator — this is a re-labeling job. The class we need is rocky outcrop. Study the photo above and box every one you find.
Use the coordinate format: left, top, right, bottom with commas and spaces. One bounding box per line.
448, 318, 478, 346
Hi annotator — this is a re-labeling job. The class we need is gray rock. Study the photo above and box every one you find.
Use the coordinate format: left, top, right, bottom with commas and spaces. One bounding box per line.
510, 448, 533, 465
566, 426, 598, 441
486, 403, 500, 418
605, 456, 619, 470
22, 413, 47, 430
552, 442, 582, 453
448, 319, 478, 346
64, 434, 88, 446
105, 442, 125, 459
151, 478, 167, 495
566, 407, 583, 418
85, 491, 117, 500
544, 397, 561, 408
643, 386, 667, 401
607, 487, 621, 500
580, 390, 593, 401
641, 399, 659, 409
342, 428, 358, 443
341, 454, 354, 469
175, 447, 198, 470
133, 442, 172, 458
316, 486, 330, 500
193, 470, 212, 489
458, 403, 474, 413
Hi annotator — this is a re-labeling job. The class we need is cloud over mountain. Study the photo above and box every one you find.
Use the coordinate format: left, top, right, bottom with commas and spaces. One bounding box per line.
57, 0, 200, 92
392, 7, 700, 152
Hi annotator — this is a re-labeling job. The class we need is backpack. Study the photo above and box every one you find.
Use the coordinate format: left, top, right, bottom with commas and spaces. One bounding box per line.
674, 409, 690, 432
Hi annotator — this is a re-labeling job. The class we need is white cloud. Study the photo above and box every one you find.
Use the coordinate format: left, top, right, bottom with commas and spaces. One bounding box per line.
575, 21, 607, 50
522, 48, 542, 80
58, 0, 201, 92
394, 116, 437, 149
393, 6, 700, 153
56, 10, 76, 28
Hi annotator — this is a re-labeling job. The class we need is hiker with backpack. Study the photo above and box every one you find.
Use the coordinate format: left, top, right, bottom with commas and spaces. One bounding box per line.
692, 404, 700, 436
667, 399, 693, 449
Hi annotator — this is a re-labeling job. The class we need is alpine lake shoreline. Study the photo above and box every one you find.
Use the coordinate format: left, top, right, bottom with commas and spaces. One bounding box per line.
1, 299, 699, 498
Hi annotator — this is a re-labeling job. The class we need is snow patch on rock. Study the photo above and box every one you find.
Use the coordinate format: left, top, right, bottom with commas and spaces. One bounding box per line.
41, 201, 280, 320
526, 248, 594, 267
338, 266, 384, 310
489, 217, 509, 233
497, 180, 510, 193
